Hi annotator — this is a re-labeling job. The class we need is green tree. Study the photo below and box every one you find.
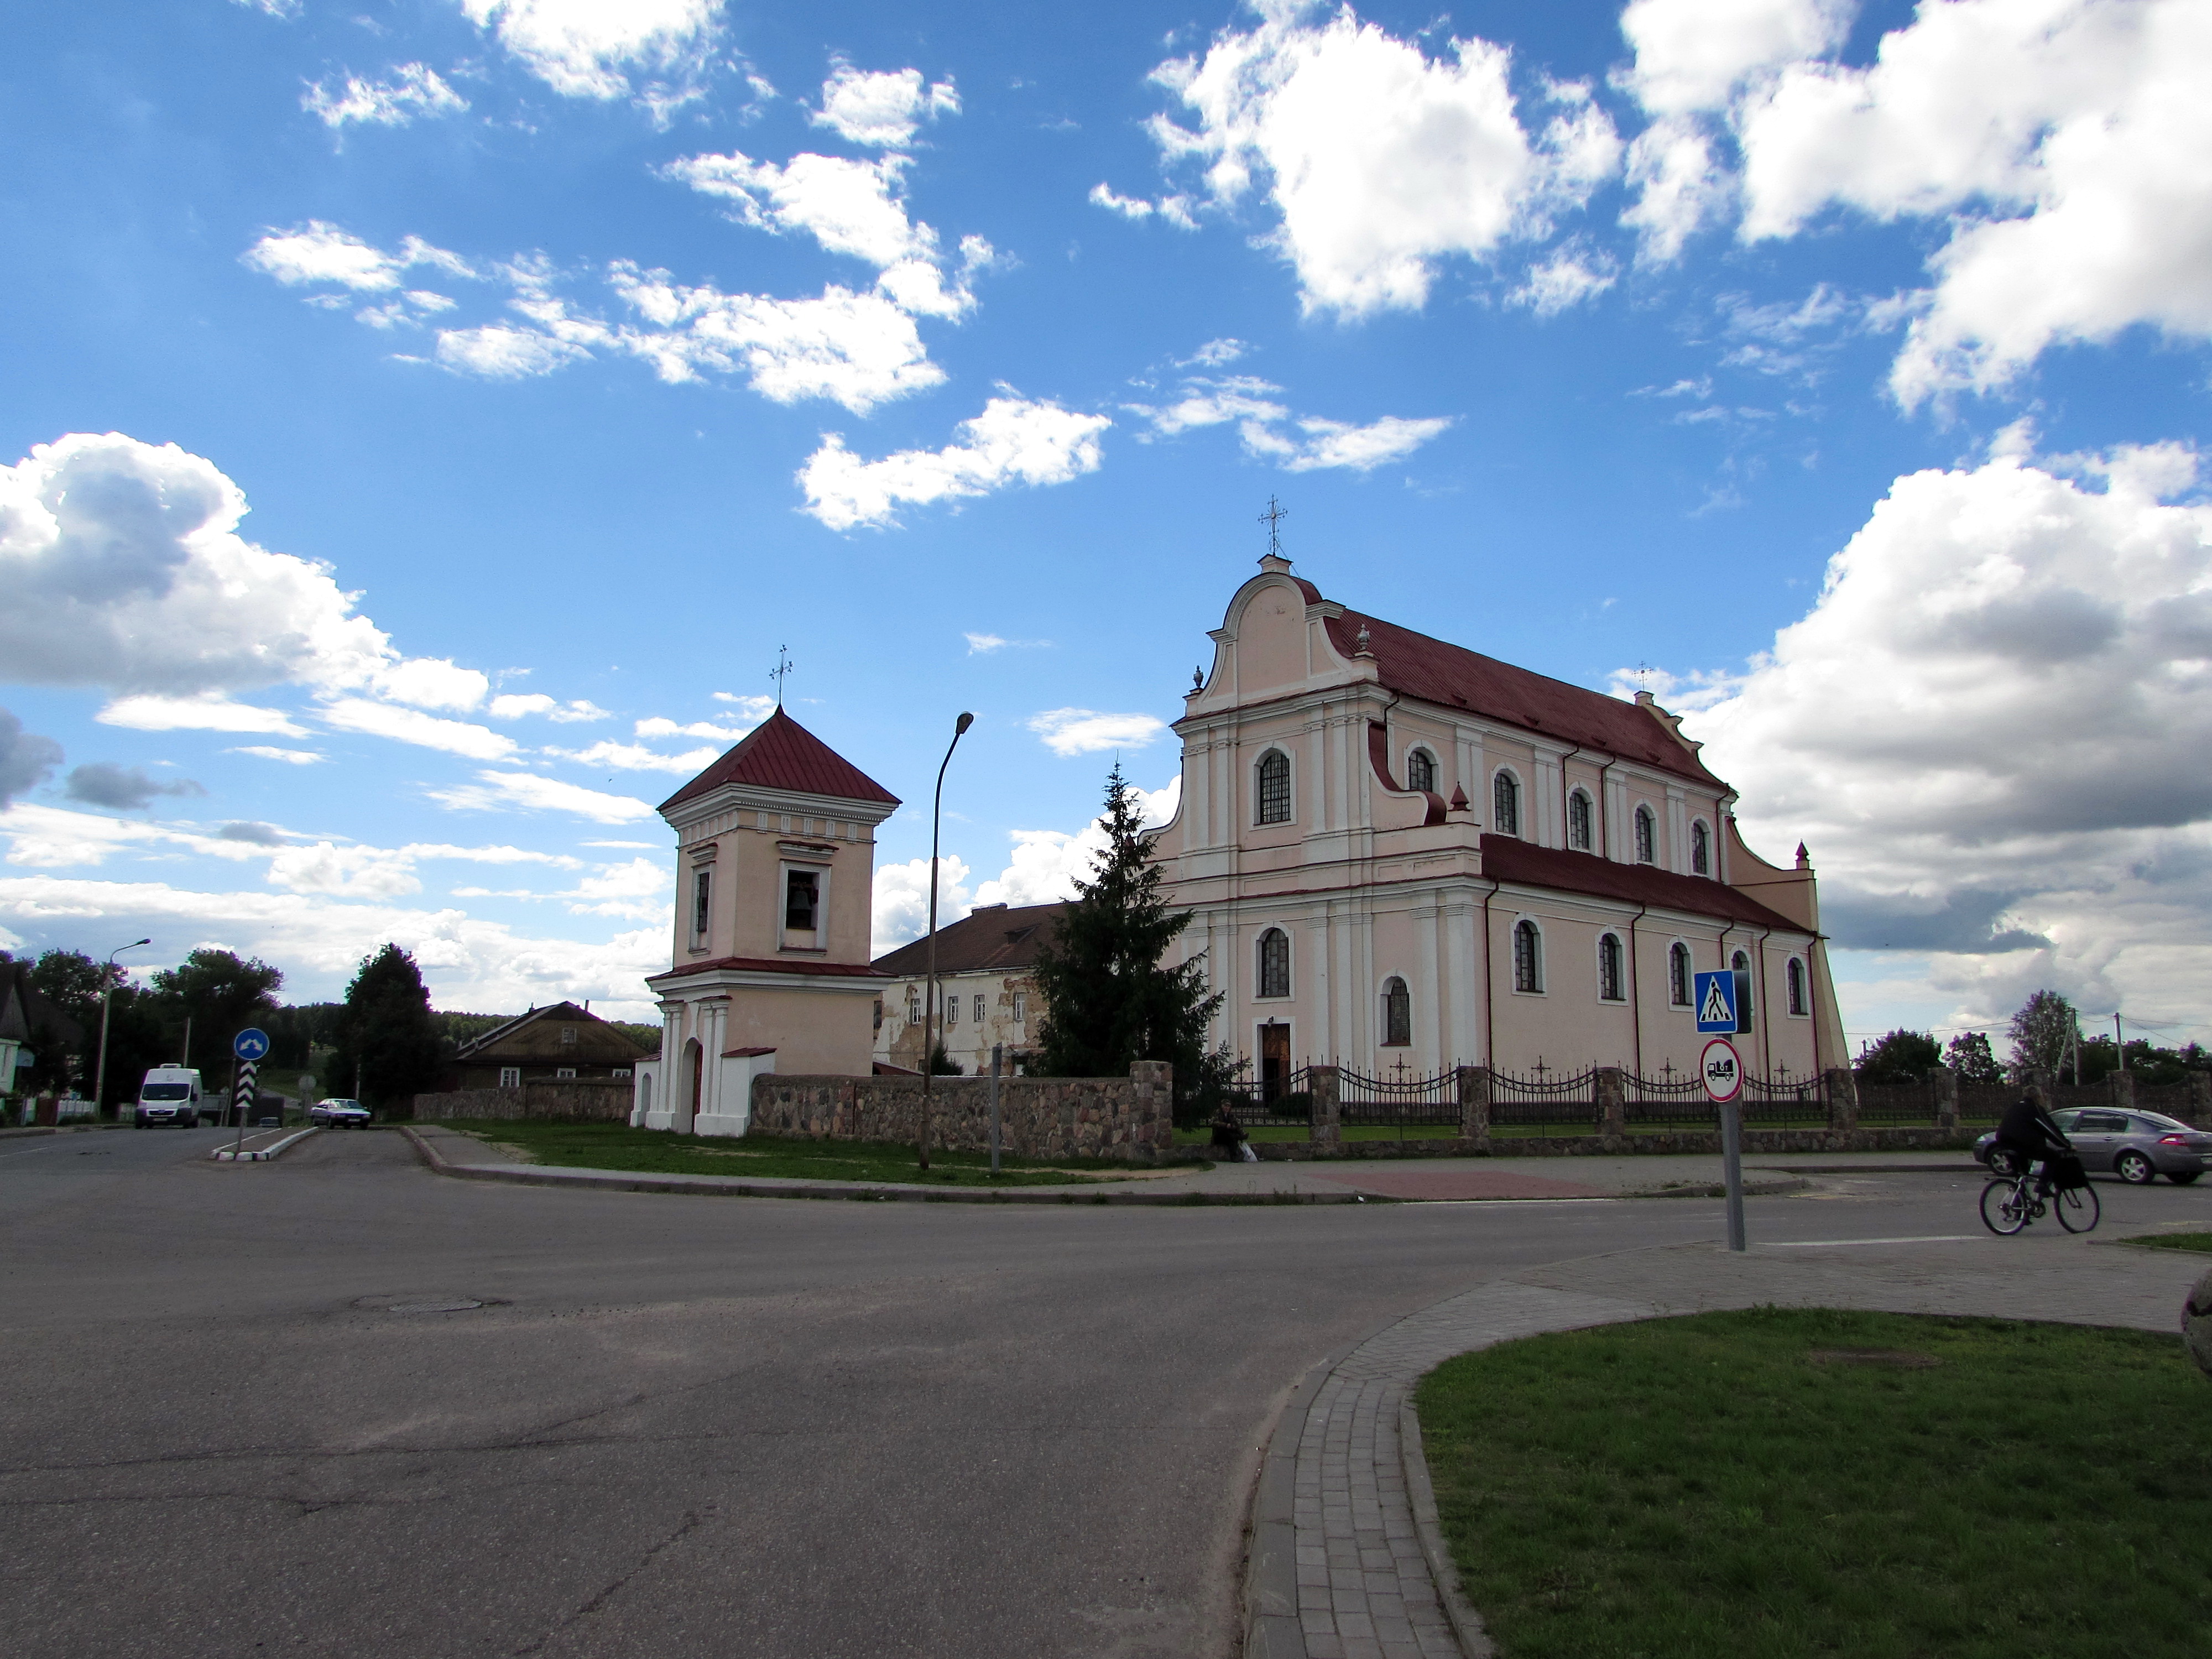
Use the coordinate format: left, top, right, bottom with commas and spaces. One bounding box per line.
1856, 1029, 1943, 1083
928, 1043, 962, 1076
19, 948, 165, 1106
2006, 989, 2076, 1078
1029, 765, 1229, 1115
330, 944, 444, 1116
1944, 1031, 2004, 1083
149, 948, 283, 1076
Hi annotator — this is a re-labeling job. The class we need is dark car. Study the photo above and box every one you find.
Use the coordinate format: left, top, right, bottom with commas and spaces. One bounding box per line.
309, 1098, 372, 1128
1974, 1108, 2209, 1185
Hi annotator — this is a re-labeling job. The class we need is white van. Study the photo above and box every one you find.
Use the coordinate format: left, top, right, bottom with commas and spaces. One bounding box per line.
135, 1067, 204, 1128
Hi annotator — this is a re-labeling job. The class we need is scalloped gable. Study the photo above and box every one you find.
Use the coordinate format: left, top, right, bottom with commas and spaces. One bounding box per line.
1320, 608, 1722, 785
658, 707, 901, 813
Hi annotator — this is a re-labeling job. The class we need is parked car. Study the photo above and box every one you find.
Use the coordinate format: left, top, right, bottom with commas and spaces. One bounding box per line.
1974, 1108, 2209, 1184
134, 1066, 204, 1128
309, 1098, 372, 1128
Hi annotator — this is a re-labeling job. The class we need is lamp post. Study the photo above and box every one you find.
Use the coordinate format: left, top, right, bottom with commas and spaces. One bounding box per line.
92, 938, 151, 1120
918, 711, 975, 1171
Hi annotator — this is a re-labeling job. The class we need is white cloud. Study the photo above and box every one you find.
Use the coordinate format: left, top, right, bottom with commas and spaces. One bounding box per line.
243, 222, 472, 291
488, 692, 606, 722
1508, 248, 1617, 316
1675, 439, 2212, 1039
429, 770, 654, 823
1620, 0, 2212, 404
229, 745, 324, 765
633, 716, 749, 740
461, 0, 721, 107
434, 324, 592, 379
96, 696, 307, 735
1090, 183, 1197, 227
608, 266, 945, 412
0, 871, 671, 1017
551, 740, 721, 774
265, 841, 424, 899
232, 0, 301, 18
1147, 5, 1620, 316
0, 710, 62, 810
811, 64, 959, 148
964, 633, 1007, 654
1181, 337, 1248, 368
668, 150, 933, 270
711, 692, 778, 718
302, 63, 468, 128
799, 397, 1112, 531
562, 855, 671, 920
1025, 709, 1168, 757
870, 853, 973, 956
317, 699, 518, 760
371, 656, 488, 712
1127, 374, 1452, 472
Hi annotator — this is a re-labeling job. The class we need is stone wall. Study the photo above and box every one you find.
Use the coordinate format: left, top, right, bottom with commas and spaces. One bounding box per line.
413, 1079, 634, 1122
748, 1062, 1172, 1163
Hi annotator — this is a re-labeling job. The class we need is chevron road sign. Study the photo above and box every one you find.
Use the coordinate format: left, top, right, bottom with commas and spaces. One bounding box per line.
232, 1060, 259, 1124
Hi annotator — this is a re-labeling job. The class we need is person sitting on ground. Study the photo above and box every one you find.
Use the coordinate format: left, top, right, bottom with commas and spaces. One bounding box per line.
1994, 1094, 2076, 1189
1209, 1101, 1248, 1157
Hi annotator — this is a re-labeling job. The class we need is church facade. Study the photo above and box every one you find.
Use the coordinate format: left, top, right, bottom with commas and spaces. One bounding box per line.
1147, 554, 1846, 1091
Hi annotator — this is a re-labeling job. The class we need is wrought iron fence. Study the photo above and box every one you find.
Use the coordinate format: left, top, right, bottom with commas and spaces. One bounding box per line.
1737, 1069, 1829, 1127
1957, 1083, 2012, 1123
1339, 1065, 1459, 1133
1489, 1066, 1601, 1134
1225, 1062, 1316, 1129
1622, 1067, 1712, 1129
1854, 1078, 1942, 1126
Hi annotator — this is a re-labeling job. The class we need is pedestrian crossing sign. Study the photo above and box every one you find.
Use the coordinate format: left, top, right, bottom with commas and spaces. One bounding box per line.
1694, 970, 1748, 1034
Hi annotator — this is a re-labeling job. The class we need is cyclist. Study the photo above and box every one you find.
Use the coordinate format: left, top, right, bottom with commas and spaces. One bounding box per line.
1994, 1094, 2075, 1190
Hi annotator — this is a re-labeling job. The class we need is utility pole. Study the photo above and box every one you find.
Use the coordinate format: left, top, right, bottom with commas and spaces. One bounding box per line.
92, 938, 150, 1119
919, 711, 975, 1171
2115, 1013, 2125, 1073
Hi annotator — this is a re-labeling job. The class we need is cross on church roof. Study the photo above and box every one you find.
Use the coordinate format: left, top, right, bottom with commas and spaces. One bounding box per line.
770, 644, 794, 705
1259, 494, 1288, 560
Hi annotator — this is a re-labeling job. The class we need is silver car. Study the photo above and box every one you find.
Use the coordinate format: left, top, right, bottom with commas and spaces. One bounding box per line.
309, 1097, 372, 1128
1975, 1108, 2209, 1185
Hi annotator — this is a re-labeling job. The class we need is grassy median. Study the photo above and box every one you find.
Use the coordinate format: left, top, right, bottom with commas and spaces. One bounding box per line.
1416, 1307, 2211, 1659
2122, 1230, 2212, 1253
427, 1119, 1183, 1187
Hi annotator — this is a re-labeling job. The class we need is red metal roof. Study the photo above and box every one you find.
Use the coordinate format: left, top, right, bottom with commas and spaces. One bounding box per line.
1321, 609, 1721, 785
658, 707, 901, 813
1480, 835, 1803, 931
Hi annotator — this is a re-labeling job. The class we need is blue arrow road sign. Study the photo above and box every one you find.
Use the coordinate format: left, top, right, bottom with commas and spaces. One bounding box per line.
233, 1027, 270, 1062
1694, 972, 1739, 1035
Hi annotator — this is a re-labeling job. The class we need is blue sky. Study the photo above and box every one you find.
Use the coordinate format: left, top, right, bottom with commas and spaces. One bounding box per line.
3, 1, 2208, 1047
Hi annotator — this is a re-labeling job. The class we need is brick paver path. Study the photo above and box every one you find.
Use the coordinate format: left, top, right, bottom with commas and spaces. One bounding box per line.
1263, 1234, 2206, 1659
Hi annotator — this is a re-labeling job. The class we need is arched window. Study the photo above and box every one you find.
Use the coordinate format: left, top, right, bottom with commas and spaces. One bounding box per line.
1567, 789, 1593, 851
1691, 819, 1711, 876
1493, 770, 1521, 837
1732, 950, 1754, 1019
1787, 957, 1807, 1016
1381, 977, 1411, 1046
1406, 748, 1436, 794
1634, 805, 1657, 864
1258, 928, 1291, 999
1256, 750, 1291, 825
1598, 933, 1625, 1001
1669, 942, 1692, 1006
1512, 920, 1542, 993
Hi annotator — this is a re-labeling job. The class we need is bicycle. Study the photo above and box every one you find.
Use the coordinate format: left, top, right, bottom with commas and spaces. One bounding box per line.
1980, 1159, 2099, 1235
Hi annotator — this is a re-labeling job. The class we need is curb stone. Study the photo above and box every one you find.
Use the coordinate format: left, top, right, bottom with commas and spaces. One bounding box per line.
395, 1126, 1369, 1206
211, 1125, 321, 1162
1397, 1400, 1492, 1659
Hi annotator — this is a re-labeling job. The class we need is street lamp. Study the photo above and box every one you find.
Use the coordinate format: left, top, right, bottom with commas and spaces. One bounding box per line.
918, 711, 975, 1171
92, 938, 151, 1120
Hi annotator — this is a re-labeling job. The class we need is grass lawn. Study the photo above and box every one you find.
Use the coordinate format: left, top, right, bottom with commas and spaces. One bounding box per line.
427, 1119, 1187, 1187
2122, 1230, 2212, 1253
1416, 1307, 2212, 1659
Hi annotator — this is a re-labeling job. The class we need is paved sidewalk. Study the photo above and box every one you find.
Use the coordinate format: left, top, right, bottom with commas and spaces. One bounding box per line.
1253, 1230, 2208, 1659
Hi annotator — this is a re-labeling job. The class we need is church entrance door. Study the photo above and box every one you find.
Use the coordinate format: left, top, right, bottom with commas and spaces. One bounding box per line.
1259, 1022, 1291, 1103
683, 1039, 702, 1134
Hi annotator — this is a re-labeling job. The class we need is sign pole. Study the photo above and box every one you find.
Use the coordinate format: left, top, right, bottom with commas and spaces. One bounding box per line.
1720, 1098, 1746, 1253
989, 1044, 1002, 1176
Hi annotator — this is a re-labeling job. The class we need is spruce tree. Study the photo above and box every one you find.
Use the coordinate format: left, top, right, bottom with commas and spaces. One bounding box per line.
1029, 765, 1227, 1115
331, 943, 444, 1116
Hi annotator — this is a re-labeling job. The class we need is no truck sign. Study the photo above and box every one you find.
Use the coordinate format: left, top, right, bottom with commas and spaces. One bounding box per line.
1701, 1037, 1743, 1104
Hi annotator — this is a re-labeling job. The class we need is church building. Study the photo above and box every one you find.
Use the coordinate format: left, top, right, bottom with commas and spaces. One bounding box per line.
1147, 552, 1846, 1090
631, 708, 898, 1135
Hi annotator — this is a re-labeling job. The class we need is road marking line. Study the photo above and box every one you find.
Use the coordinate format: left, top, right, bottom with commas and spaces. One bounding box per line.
1767, 1235, 1977, 1248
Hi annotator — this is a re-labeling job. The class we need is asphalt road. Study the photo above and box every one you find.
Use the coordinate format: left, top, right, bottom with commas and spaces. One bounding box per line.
4, 1130, 2206, 1659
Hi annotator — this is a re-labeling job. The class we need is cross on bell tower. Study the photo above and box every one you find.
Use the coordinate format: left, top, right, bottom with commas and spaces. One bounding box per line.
769, 644, 794, 706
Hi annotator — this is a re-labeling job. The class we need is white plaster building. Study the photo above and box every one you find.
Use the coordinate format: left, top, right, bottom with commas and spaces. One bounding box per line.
632, 708, 898, 1136
1148, 554, 1847, 1091
871, 901, 1063, 1074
